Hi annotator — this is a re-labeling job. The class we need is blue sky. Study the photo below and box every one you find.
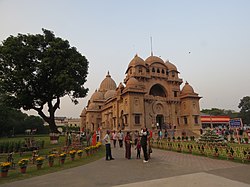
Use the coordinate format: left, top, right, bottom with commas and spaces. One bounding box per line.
1, 0, 250, 118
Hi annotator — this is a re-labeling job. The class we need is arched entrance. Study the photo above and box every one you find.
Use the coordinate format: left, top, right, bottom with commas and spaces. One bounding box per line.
149, 84, 167, 97
156, 115, 164, 129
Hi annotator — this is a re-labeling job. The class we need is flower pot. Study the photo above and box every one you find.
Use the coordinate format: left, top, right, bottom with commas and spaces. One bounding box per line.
49, 133, 60, 144
60, 159, 65, 164
49, 162, 54, 167
20, 167, 27, 173
37, 164, 42, 170
214, 153, 219, 158
1, 171, 8, 177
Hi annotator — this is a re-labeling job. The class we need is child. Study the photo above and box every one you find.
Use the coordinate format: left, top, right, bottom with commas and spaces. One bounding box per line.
135, 137, 141, 159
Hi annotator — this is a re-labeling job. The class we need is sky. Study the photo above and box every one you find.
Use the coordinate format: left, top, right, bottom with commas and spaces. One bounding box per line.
0, 0, 250, 118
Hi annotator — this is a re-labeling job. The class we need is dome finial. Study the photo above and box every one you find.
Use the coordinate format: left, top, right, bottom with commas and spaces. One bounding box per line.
150, 36, 153, 56
106, 71, 111, 77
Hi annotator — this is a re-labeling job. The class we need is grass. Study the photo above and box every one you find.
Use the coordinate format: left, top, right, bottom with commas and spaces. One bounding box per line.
0, 135, 105, 184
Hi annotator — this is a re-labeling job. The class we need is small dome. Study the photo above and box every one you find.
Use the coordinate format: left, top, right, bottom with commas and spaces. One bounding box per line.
99, 72, 117, 92
145, 55, 164, 65
181, 82, 195, 94
126, 54, 145, 73
165, 60, 177, 71
87, 102, 98, 110
128, 54, 145, 67
118, 82, 124, 89
104, 90, 116, 100
90, 90, 104, 101
126, 77, 139, 87
80, 108, 87, 117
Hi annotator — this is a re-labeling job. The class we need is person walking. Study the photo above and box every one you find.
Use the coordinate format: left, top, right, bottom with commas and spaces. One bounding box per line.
112, 130, 118, 148
124, 131, 132, 159
117, 130, 124, 148
140, 127, 149, 163
103, 130, 114, 161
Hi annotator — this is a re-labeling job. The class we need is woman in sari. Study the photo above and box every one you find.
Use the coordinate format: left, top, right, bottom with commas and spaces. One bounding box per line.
124, 131, 132, 159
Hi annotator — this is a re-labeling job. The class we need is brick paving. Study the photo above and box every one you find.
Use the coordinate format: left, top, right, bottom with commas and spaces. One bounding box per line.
1, 146, 250, 187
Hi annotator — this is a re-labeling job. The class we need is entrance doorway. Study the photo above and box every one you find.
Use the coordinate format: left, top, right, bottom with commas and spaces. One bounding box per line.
156, 115, 164, 129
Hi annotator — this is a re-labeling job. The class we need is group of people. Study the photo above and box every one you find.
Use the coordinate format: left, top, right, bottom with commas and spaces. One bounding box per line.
103, 127, 151, 163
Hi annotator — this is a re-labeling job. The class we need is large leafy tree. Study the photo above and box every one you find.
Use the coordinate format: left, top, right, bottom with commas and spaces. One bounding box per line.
238, 96, 250, 125
0, 29, 89, 133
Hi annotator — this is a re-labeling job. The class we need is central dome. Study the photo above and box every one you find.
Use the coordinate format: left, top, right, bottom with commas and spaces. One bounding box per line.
99, 72, 117, 92
145, 55, 164, 65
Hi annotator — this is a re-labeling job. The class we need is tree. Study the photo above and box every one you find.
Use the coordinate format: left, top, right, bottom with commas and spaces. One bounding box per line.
0, 29, 89, 133
238, 96, 250, 125
201, 108, 239, 118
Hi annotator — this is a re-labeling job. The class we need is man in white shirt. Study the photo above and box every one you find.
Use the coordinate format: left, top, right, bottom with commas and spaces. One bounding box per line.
103, 130, 114, 161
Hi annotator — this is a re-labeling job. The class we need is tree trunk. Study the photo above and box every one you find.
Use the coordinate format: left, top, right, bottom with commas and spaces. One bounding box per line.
48, 119, 60, 133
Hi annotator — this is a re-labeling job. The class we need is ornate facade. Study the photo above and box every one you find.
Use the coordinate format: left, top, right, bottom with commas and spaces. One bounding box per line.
80, 54, 202, 136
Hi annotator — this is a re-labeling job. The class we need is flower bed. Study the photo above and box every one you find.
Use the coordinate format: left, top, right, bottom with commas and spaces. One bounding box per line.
151, 139, 250, 163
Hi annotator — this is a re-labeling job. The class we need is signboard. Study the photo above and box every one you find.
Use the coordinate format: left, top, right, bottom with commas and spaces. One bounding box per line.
229, 118, 242, 128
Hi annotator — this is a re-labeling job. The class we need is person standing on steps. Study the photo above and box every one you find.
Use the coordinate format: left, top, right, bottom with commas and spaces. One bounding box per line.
140, 127, 149, 163
103, 130, 114, 161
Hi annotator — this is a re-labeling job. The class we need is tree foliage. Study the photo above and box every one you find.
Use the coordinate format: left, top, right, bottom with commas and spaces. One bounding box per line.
0, 29, 89, 133
0, 99, 46, 136
201, 108, 239, 118
238, 96, 250, 125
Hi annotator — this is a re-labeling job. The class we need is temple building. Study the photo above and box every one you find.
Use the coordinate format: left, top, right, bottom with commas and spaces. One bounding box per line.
80, 54, 202, 136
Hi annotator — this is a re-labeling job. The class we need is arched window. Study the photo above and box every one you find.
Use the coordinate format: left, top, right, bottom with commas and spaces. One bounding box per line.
138, 67, 142, 73
149, 84, 167, 97
162, 69, 165, 74
152, 68, 155, 72
172, 71, 175, 77
157, 68, 160, 73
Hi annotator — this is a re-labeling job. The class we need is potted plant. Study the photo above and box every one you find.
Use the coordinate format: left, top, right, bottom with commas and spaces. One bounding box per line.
187, 144, 193, 153
177, 143, 181, 152
85, 147, 91, 156
177, 136, 181, 141
36, 157, 44, 169
230, 137, 234, 143
18, 158, 29, 173
244, 137, 249, 144
228, 148, 234, 160
214, 146, 219, 157
1, 162, 11, 177
48, 154, 56, 167
172, 136, 176, 142
77, 150, 83, 158
69, 150, 76, 160
59, 153, 67, 164
96, 142, 102, 150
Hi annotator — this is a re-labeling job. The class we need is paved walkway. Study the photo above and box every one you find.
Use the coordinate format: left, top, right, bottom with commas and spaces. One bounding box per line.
1, 146, 250, 187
